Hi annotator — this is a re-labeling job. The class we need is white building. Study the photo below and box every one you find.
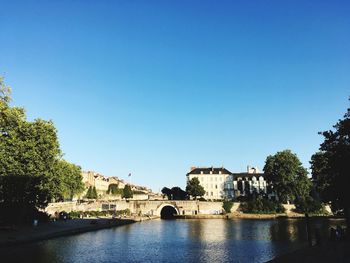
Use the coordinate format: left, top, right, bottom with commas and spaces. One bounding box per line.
232, 166, 267, 197
186, 167, 234, 200
232, 166, 279, 200
186, 166, 276, 200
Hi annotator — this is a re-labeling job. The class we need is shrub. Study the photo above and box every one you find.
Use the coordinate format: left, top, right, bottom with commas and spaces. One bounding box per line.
68, 211, 82, 219
67, 209, 131, 218
240, 196, 285, 214
223, 201, 234, 213
294, 196, 328, 215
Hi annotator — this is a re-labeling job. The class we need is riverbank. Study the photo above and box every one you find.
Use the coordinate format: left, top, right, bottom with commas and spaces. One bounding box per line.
174, 211, 336, 219
268, 241, 350, 262
0, 216, 157, 248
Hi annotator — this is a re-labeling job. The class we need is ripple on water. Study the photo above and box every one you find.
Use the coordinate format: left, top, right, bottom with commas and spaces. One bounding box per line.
1, 218, 345, 263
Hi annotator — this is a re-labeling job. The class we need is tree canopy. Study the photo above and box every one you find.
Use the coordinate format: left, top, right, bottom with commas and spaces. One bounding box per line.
86, 186, 98, 199
56, 160, 84, 201
186, 177, 205, 200
263, 150, 311, 203
107, 183, 123, 195
122, 184, 133, 199
161, 186, 187, 200
171, 187, 188, 200
161, 187, 172, 200
0, 78, 84, 222
311, 101, 350, 218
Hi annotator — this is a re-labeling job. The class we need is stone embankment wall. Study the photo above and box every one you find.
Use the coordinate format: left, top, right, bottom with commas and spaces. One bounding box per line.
99, 194, 150, 201
47, 201, 331, 217
45, 200, 226, 216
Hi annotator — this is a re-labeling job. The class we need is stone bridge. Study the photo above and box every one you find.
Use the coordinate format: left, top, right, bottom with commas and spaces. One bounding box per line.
46, 200, 226, 218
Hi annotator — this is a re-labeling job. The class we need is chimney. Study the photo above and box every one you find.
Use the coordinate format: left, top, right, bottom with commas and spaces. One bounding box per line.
190, 166, 197, 171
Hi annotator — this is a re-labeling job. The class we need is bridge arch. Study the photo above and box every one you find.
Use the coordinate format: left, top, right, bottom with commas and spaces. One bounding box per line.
156, 203, 179, 219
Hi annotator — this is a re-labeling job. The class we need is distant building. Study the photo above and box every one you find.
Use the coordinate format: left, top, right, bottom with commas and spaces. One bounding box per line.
186, 167, 234, 200
186, 165, 277, 200
81, 171, 152, 199
232, 166, 268, 198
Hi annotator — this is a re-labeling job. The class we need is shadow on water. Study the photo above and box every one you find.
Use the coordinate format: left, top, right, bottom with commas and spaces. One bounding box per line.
1, 218, 346, 263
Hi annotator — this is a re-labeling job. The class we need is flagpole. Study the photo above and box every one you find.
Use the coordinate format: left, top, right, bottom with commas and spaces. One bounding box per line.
128, 173, 131, 187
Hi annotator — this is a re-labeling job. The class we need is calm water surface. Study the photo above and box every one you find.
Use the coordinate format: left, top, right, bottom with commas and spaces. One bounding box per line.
2, 218, 344, 263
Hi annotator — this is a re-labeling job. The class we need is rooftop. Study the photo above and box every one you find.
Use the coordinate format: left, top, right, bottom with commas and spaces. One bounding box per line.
186, 167, 233, 176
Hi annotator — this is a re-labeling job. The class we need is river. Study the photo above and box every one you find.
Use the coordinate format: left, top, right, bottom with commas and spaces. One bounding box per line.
1, 218, 345, 263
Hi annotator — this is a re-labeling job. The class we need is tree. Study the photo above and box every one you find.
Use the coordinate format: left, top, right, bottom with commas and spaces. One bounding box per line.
86, 186, 93, 199
223, 201, 233, 213
311, 101, 350, 228
186, 177, 205, 200
171, 186, 188, 200
263, 150, 311, 203
107, 184, 122, 195
161, 187, 172, 200
0, 79, 61, 208
56, 160, 84, 201
122, 184, 133, 199
0, 77, 85, 223
240, 195, 285, 214
92, 186, 98, 199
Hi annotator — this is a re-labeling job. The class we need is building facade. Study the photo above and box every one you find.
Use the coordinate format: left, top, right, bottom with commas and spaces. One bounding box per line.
186, 166, 275, 200
186, 167, 234, 200
232, 166, 267, 197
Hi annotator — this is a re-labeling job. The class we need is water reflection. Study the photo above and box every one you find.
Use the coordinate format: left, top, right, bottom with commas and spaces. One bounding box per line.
269, 219, 306, 242
1, 218, 345, 263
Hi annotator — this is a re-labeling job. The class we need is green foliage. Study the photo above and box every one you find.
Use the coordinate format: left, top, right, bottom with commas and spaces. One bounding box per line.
68, 210, 82, 219
294, 196, 327, 215
186, 177, 205, 200
240, 196, 285, 214
56, 160, 84, 201
171, 186, 187, 200
107, 184, 123, 195
0, 77, 12, 104
310, 152, 331, 201
161, 187, 172, 199
86, 186, 92, 199
86, 186, 98, 199
161, 186, 187, 200
0, 78, 86, 223
122, 184, 133, 199
0, 79, 59, 207
263, 150, 311, 203
223, 201, 234, 213
68, 209, 131, 219
312, 102, 350, 215
92, 187, 98, 199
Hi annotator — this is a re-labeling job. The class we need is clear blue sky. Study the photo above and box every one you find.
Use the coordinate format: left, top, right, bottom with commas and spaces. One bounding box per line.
1, 0, 349, 192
